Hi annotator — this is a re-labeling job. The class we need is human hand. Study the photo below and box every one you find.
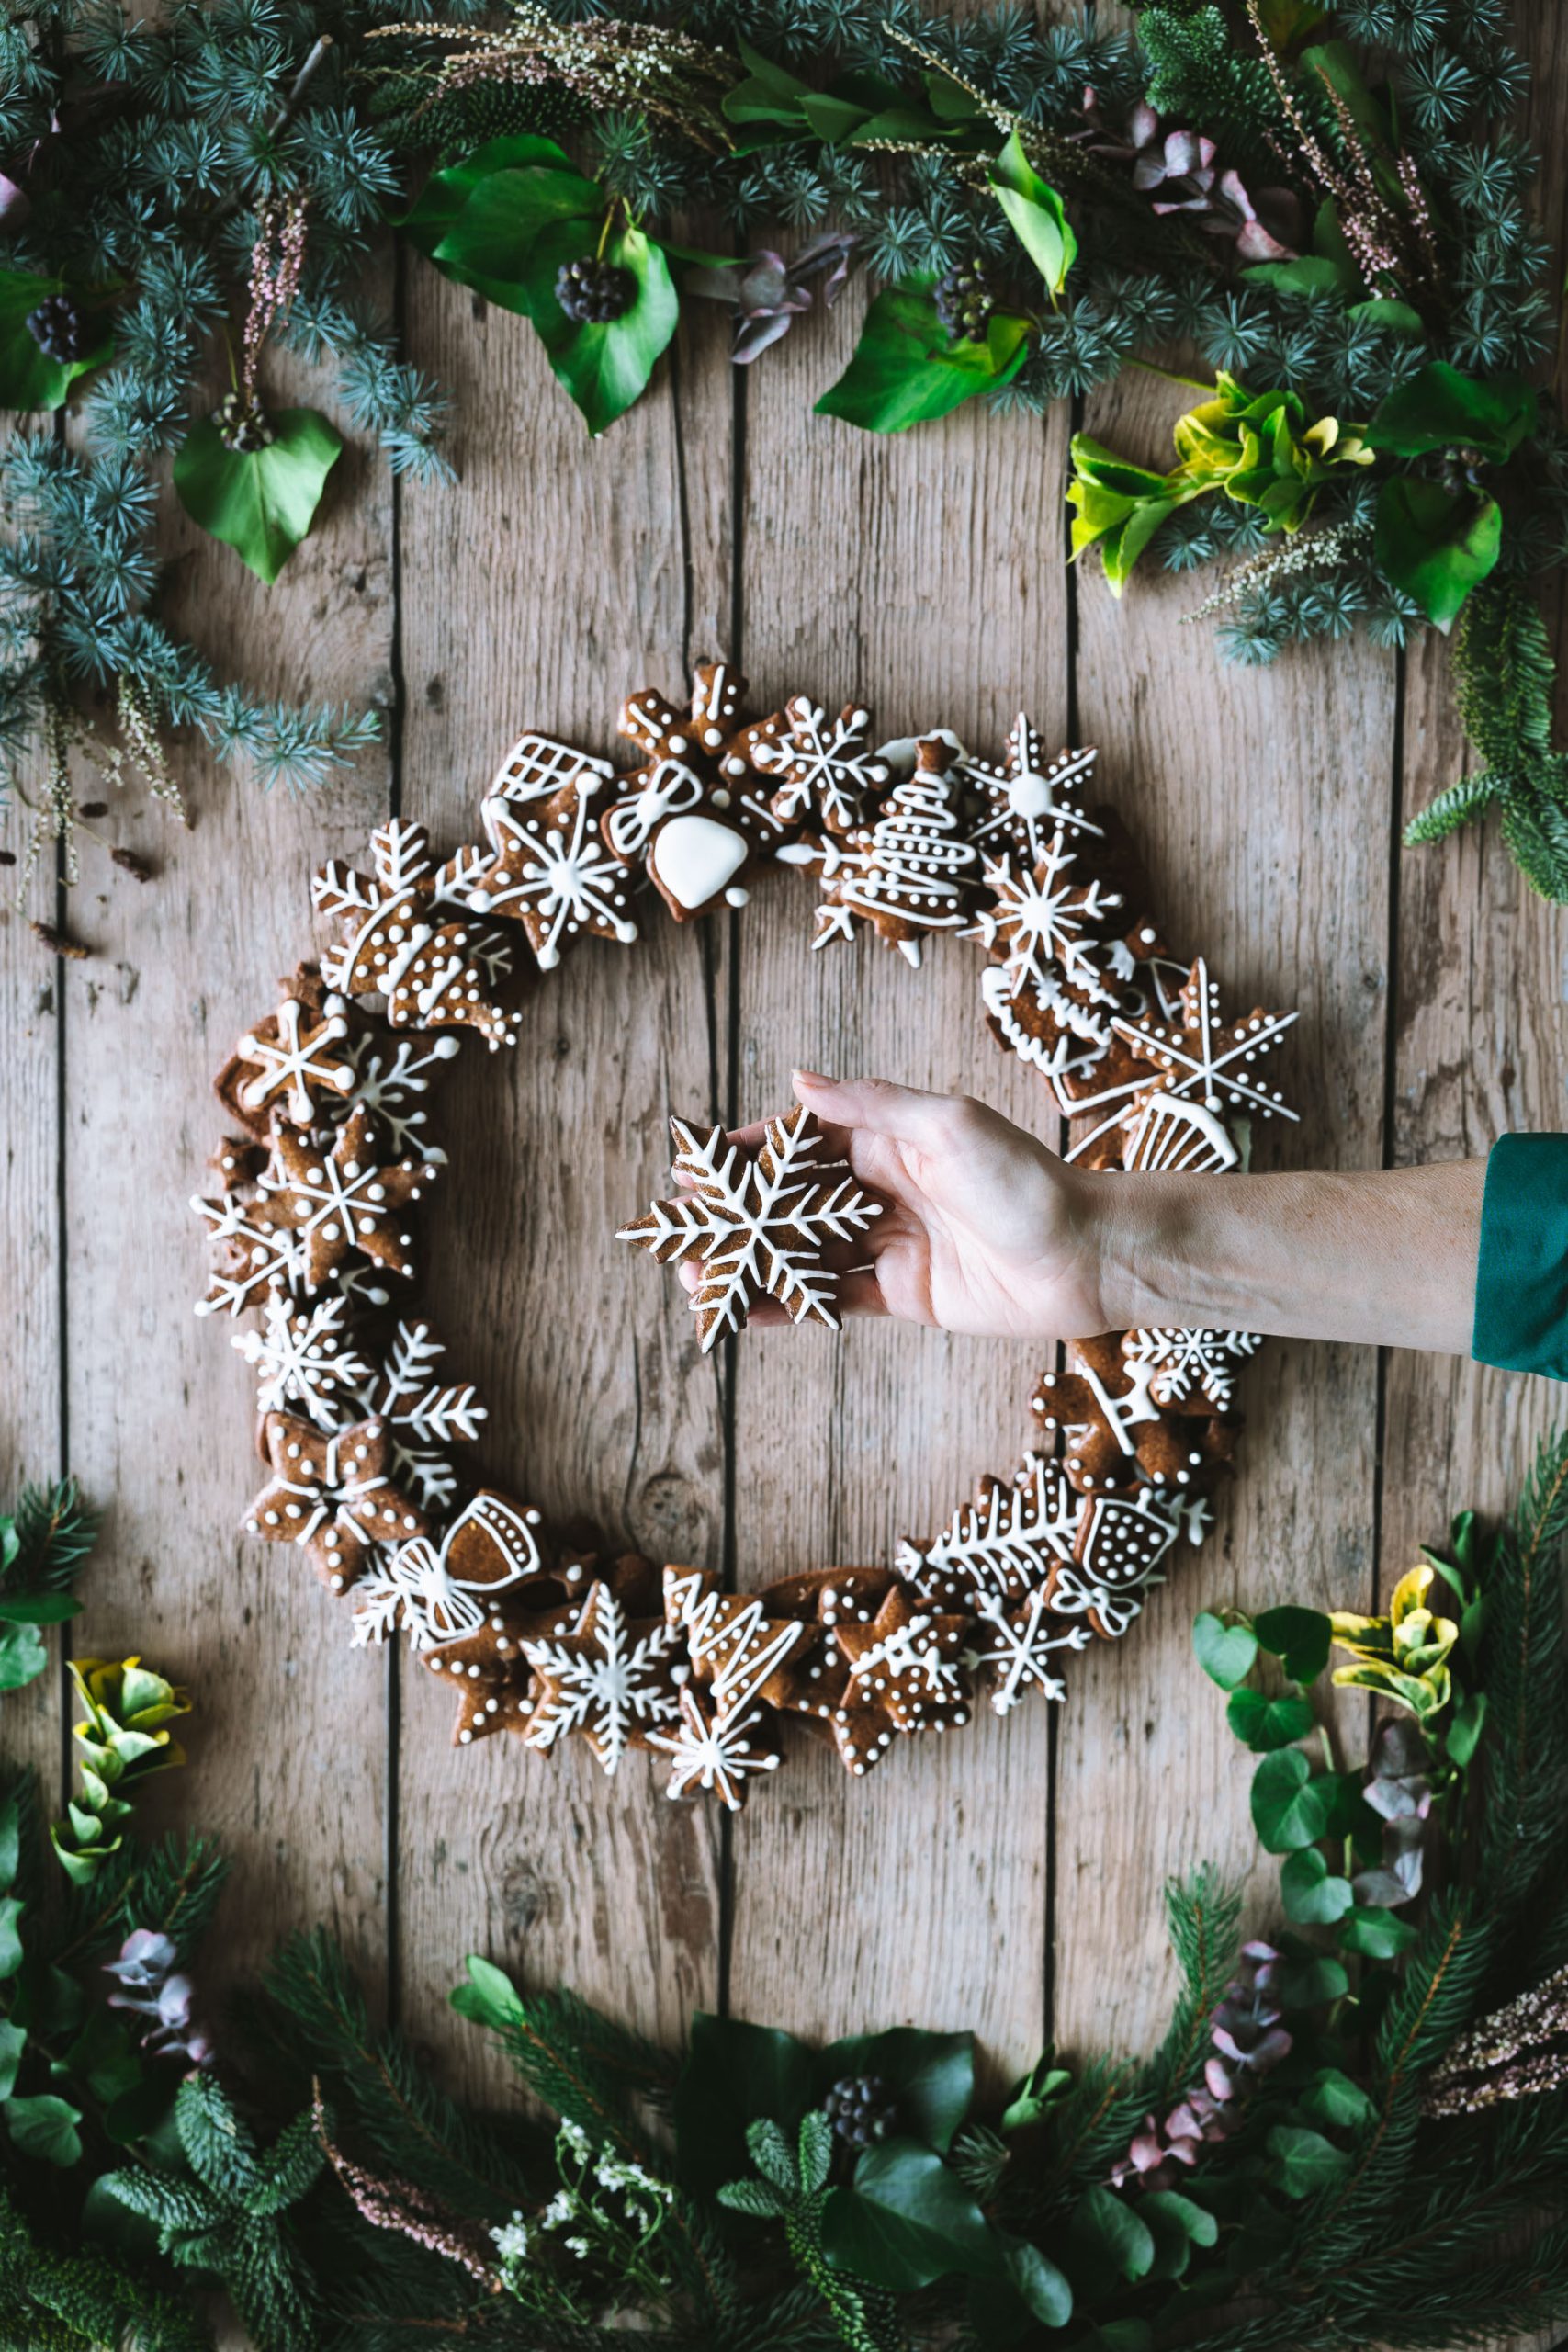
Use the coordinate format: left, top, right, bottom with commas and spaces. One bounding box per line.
682, 1071, 1110, 1342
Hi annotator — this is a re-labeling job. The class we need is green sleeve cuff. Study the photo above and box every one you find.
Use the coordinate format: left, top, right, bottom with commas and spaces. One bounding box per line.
1472, 1134, 1568, 1380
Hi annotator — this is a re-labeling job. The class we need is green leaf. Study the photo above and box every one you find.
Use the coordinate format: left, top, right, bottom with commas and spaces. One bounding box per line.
1366, 361, 1537, 463
968, 2234, 1074, 2340
1274, 1953, 1348, 2009
723, 36, 812, 126
0, 271, 112, 411
6, 2092, 83, 2166
817, 282, 1026, 433
1347, 297, 1425, 336
1445, 1688, 1487, 1766
818, 2028, 974, 2154
173, 410, 342, 586
821, 2139, 1000, 2289
0, 1592, 82, 1625
1069, 2185, 1156, 2284
1000, 2052, 1072, 2132
0, 2020, 25, 2102
516, 220, 678, 436
1241, 255, 1353, 297
1251, 1606, 1333, 1684
1227, 1688, 1315, 1752
1337, 1905, 1419, 1959
1142, 2189, 1217, 2249
1299, 2067, 1376, 2131
1280, 1845, 1354, 1924
989, 130, 1076, 296
1268, 2123, 1349, 2198
0, 1793, 17, 1893
0, 1623, 48, 1692
0, 1896, 22, 1982
1250, 1748, 1337, 1851
1193, 1611, 1258, 1690
448, 1953, 526, 2030
429, 164, 602, 308
1375, 478, 1501, 632
674, 2013, 813, 2199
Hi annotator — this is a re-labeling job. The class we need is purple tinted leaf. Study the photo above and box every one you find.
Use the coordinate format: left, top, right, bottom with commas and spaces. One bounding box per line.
0, 175, 29, 231
738, 254, 791, 310
1129, 101, 1160, 149
1371, 1718, 1431, 1778
683, 266, 743, 304
1352, 1867, 1408, 1905
732, 310, 797, 363
1164, 130, 1203, 175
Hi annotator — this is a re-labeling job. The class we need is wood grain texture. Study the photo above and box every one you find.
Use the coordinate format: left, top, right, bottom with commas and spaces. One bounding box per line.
1055, 363, 1397, 2060
392, 274, 730, 2080
61, 351, 395, 2001
725, 299, 1073, 2085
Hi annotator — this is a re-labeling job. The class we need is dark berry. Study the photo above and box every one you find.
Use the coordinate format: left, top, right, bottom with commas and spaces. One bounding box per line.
822, 2073, 898, 2150
212, 390, 276, 454
26, 293, 92, 364
555, 256, 637, 325
933, 263, 998, 344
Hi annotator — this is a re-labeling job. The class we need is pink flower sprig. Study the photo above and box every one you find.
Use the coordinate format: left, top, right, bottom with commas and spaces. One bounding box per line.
1110, 1941, 1292, 2193
241, 194, 309, 408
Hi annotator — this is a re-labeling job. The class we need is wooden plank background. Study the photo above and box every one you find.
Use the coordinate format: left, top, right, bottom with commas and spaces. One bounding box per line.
2, 6, 1567, 2308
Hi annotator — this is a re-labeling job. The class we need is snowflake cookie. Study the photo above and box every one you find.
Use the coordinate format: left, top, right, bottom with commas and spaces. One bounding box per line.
966, 1589, 1093, 1714
1122, 1325, 1262, 1415
967, 833, 1123, 1007
601, 662, 788, 922
466, 781, 638, 971
1111, 957, 1299, 1130
311, 817, 521, 1050
218, 988, 356, 1135
751, 696, 891, 837
245, 1411, 428, 1591
520, 1580, 685, 1775
959, 720, 1102, 865
617, 1106, 883, 1352
648, 1687, 782, 1811
812, 737, 979, 969
256, 1106, 437, 1295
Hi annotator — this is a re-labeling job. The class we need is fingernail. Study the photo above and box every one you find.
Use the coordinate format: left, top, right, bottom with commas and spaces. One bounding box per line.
794, 1068, 833, 1086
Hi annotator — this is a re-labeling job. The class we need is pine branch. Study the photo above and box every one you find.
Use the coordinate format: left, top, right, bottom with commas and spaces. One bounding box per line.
2, 1477, 100, 1597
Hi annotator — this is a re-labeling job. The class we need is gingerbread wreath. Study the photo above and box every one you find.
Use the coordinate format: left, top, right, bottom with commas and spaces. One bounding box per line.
190, 663, 1299, 1802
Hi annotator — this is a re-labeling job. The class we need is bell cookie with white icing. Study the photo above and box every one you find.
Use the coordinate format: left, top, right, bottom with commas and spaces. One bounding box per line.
601, 661, 790, 922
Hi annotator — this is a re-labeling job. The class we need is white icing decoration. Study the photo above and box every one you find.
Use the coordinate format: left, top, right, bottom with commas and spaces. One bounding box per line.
966, 1589, 1092, 1713
897, 1453, 1078, 1605
521, 1587, 681, 1775
651, 813, 749, 910
354, 1488, 541, 1651
1122, 1325, 1262, 1412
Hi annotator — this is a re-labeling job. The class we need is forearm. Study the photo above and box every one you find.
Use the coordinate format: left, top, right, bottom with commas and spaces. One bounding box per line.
1080, 1161, 1485, 1354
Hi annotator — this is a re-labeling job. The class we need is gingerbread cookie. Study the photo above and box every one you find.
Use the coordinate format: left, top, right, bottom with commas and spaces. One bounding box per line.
601, 662, 788, 921
812, 737, 979, 969
647, 1686, 781, 1810
1121, 1325, 1261, 1415
617, 1106, 883, 1353
311, 817, 521, 1049
220, 989, 355, 1134
959, 720, 1103, 865
232, 1292, 374, 1422
487, 729, 614, 810
255, 1106, 436, 1294
896, 1453, 1079, 1611
752, 697, 891, 836
245, 1411, 427, 1591
466, 780, 637, 970
1111, 957, 1299, 1131
968, 832, 1123, 1008
520, 1580, 685, 1774
833, 1585, 972, 1739
967, 1589, 1093, 1713
663, 1566, 819, 1716
978, 963, 1111, 1086
351, 1487, 546, 1651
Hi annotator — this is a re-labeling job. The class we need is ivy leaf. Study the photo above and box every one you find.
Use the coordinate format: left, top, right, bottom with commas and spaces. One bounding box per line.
428, 163, 603, 311
1347, 297, 1424, 336
1242, 255, 1353, 298
0, 1592, 82, 1625
1251, 1605, 1332, 1684
723, 36, 813, 127
1300, 2067, 1376, 2131
6, 2092, 83, 2166
1366, 361, 1537, 463
1069, 2185, 1156, 2284
0, 2020, 24, 2102
1250, 1748, 1336, 1851
1268, 2122, 1349, 2198
1226, 1688, 1315, 1752
1193, 1611, 1258, 1690
1374, 478, 1501, 631
989, 130, 1076, 297
0, 271, 112, 412
817, 2027, 974, 2154
673, 2013, 812, 2199
173, 411, 343, 586
0, 1623, 48, 1693
821, 2139, 1000, 2289
817, 282, 1027, 433
516, 220, 678, 436
1280, 1845, 1354, 1925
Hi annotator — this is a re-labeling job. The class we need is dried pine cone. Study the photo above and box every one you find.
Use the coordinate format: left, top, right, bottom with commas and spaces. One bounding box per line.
555, 257, 637, 325
26, 293, 93, 363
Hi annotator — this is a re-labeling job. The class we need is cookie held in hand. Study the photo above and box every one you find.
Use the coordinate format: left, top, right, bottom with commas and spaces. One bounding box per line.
616, 1105, 883, 1352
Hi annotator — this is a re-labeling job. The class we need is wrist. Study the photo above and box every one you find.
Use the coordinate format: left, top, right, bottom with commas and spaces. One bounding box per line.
1068, 1167, 1216, 1336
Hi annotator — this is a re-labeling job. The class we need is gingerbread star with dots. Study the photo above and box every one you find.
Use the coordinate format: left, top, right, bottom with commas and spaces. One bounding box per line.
831, 1584, 972, 1738
256, 1106, 437, 1293
960, 720, 1103, 865
245, 1411, 428, 1591
1111, 957, 1299, 1130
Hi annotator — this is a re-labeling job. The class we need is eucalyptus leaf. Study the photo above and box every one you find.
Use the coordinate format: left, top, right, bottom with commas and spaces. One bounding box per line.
1226, 1688, 1315, 1752
0, 1894, 21, 1980
1280, 1845, 1353, 1925
1193, 1611, 1258, 1690
173, 410, 342, 585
